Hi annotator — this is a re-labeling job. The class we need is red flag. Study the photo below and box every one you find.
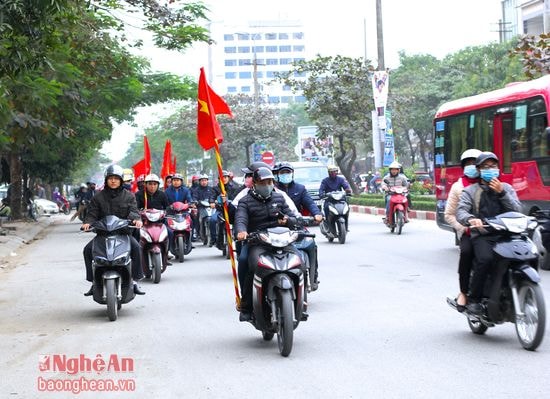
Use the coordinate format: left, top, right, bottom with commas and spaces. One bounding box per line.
197, 67, 233, 150
144, 135, 152, 175
131, 158, 147, 193
161, 140, 172, 181
171, 155, 177, 175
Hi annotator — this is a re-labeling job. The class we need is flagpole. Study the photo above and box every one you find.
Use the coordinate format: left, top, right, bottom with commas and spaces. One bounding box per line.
213, 139, 241, 310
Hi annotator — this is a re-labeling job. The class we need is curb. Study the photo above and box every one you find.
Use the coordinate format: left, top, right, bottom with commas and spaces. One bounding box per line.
0, 217, 55, 262
350, 205, 436, 221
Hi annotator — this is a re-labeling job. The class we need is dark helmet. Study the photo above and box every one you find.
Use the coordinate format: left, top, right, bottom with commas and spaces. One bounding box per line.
476, 151, 499, 167
104, 165, 124, 180
277, 162, 294, 173
241, 161, 270, 174
253, 167, 274, 182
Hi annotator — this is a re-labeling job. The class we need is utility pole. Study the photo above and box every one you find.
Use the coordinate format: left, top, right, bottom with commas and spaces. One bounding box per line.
376, 0, 385, 70
252, 52, 260, 107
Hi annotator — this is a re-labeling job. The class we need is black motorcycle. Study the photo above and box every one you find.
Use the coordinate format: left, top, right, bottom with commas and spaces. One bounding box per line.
293, 216, 318, 292
447, 212, 546, 350
87, 216, 136, 321
319, 191, 349, 244
245, 226, 307, 357
533, 209, 550, 271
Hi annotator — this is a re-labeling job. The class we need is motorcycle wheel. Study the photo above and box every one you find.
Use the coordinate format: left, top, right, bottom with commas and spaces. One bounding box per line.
515, 281, 546, 351
396, 211, 404, 235
276, 289, 294, 357
151, 253, 162, 284
337, 219, 346, 244
106, 279, 118, 322
63, 207, 70, 215
262, 331, 274, 341
467, 317, 488, 335
177, 236, 184, 263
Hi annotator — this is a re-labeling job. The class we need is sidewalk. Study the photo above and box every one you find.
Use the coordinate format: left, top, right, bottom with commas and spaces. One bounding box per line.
0, 216, 57, 264
350, 205, 436, 221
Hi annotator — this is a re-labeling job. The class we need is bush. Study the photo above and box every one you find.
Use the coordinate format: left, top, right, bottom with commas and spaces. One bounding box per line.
349, 194, 436, 212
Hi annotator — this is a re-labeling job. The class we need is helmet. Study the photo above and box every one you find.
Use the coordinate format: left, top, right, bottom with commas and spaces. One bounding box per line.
172, 173, 184, 181
198, 174, 208, 180
253, 167, 274, 181
476, 151, 499, 166
228, 171, 234, 179
144, 173, 161, 183
241, 161, 270, 174
460, 149, 482, 167
327, 164, 339, 172
388, 161, 401, 169
122, 168, 134, 182
276, 162, 293, 173
80, 183, 87, 189
221, 170, 230, 177
104, 164, 124, 180
191, 175, 200, 182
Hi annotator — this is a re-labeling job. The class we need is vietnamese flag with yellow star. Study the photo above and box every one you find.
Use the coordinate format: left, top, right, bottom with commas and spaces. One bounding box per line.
197, 67, 233, 150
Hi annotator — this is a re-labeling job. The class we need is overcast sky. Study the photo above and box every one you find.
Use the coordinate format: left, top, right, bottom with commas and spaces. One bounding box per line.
103, 0, 504, 162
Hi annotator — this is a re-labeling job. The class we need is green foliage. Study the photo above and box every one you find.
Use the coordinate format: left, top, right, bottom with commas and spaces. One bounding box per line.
349, 194, 435, 211
510, 33, 550, 79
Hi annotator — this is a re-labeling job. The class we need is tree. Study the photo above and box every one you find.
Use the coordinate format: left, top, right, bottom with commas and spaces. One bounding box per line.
511, 33, 550, 78
277, 55, 375, 193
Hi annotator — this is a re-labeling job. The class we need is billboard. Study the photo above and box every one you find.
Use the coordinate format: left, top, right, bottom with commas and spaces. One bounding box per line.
296, 126, 333, 165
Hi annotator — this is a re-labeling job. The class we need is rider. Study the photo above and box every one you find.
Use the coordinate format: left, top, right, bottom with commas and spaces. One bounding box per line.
319, 164, 351, 229
209, 170, 241, 247
135, 174, 169, 210
70, 183, 88, 222
274, 161, 323, 290
381, 161, 410, 220
165, 173, 193, 206
456, 152, 522, 315
122, 169, 134, 191
444, 149, 481, 312
81, 165, 145, 296
235, 167, 299, 322
194, 174, 216, 245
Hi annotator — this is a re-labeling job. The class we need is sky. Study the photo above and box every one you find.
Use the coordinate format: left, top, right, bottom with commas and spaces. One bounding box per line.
102, 0, 504, 163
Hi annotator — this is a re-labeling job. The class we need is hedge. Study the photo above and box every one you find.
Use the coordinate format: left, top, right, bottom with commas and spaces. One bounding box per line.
349, 194, 436, 212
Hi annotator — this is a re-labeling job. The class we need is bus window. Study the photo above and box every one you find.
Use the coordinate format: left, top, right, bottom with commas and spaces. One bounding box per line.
500, 114, 513, 174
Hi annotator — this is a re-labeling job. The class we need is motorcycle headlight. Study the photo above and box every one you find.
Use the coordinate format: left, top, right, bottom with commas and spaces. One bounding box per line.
343, 204, 349, 214
94, 257, 109, 266
501, 217, 528, 233
329, 205, 339, 215
113, 255, 130, 266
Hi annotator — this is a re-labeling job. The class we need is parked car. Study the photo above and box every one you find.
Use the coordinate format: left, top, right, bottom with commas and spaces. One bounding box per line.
34, 198, 60, 216
413, 173, 434, 193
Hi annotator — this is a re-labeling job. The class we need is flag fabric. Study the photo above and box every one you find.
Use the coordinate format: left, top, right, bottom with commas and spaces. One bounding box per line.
197, 67, 233, 150
131, 158, 147, 193
171, 155, 177, 175
144, 135, 152, 175
161, 140, 172, 182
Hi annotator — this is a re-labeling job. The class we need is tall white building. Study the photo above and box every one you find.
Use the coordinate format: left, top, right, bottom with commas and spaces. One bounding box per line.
208, 20, 307, 106
501, 0, 548, 41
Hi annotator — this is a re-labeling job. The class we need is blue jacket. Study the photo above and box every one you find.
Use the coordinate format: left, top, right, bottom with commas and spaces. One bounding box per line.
164, 186, 193, 205
276, 181, 321, 216
319, 176, 351, 197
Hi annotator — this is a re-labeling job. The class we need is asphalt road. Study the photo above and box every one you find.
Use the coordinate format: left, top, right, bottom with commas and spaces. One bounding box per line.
1, 214, 549, 398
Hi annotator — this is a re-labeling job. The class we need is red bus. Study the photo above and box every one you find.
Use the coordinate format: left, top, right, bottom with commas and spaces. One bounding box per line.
434, 75, 550, 232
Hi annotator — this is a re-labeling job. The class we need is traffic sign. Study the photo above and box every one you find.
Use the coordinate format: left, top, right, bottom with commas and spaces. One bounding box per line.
261, 151, 275, 166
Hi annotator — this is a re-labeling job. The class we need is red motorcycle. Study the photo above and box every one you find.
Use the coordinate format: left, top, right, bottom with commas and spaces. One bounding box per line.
166, 202, 194, 263
57, 196, 71, 215
139, 209, 169, 283
384, 186, 409, 235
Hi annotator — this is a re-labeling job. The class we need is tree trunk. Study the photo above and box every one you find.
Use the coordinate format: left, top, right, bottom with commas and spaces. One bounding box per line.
8, 151, 23, 220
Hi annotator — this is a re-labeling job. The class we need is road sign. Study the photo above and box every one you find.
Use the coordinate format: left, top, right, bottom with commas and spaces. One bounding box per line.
261, 151, 275, 166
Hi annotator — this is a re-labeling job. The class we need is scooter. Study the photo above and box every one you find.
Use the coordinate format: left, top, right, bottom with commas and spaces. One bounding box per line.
245, 226, 307, 357
447, 212, 546, 351
139, 208, 169, 284
215, 198, 233, 259
87, 216, 136, 321
57, 196, 71, 215
293, 216, 318, 292
319, 191, 349, 244
166, 201, 193, 263
198, 199, 214, 246
384, 186, 409, 235
532, 209, 550, 271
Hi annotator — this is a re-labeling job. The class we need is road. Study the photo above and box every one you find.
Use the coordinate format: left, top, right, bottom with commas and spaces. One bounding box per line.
1, 213, 549, 398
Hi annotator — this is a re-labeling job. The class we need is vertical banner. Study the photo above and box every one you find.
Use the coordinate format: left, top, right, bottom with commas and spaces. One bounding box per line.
372, 71, 389, 129
371, 111, 381, 169
383, 109, 395, 166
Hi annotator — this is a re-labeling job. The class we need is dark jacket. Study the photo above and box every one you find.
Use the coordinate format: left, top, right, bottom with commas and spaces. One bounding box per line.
193, 185, 215, 204
212, 181, 241, 202
164, 186, 193, 205
319, 176, 351, 196
135, 189, 169, 210
235, 190, 294, 234
275, 181, 321, 216
84, 186, 140, 223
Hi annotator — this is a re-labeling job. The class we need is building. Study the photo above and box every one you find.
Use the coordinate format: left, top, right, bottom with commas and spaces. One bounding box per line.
501, 0, 548, 41
208, 20, 307, 106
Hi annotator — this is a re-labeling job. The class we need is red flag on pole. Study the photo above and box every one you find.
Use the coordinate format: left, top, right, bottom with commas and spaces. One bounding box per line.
131, 158, 147, 193
171, 155, 177, 175
144, 135, 152, 175
161, 140, 172, 182
197, 67, 233, 150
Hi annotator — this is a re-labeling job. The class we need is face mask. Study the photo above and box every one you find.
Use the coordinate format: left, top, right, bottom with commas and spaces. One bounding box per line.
255, 184, 273, 198
463, 165, 479, 178
278, 174, 293, 184
480, 168, 499, 182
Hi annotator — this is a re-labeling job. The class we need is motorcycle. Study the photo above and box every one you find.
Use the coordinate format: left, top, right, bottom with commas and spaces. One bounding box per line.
384, 186, 409, 235
215, 198, 233, 259
57, 196, 71, 215
86, 216, 136, 321
245, 226, 307, 357
293, 216, 318, 293
198, 199, 214, 246
139, 208, 169, 284
319, 191, 349, 244
78, 199, 90, 222
447, 212, 546, 351
532, 209, 550, 271
166, 202, 193, 263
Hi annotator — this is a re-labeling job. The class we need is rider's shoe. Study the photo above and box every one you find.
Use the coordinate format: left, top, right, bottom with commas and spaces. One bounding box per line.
84, 285, 93, 296
466, 301, 484, 315
239, 311, 252, 322
133, 283, 146, 295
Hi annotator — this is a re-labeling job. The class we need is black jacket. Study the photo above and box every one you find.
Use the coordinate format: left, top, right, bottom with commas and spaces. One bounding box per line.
212, 181, 241, 202
135, 189, 169, 210
194, 185, 215, 204
85, 186, 140, 223
235, 190, 294, 234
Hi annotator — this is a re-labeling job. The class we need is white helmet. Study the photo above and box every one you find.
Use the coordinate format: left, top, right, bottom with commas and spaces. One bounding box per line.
144, 173, 161, 184
388, 161, 401, 169
460, 149, 482, 166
